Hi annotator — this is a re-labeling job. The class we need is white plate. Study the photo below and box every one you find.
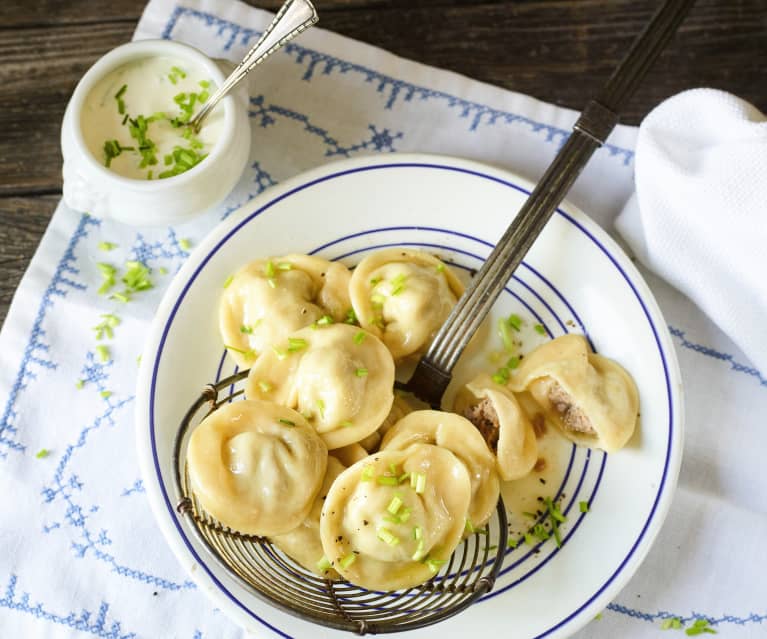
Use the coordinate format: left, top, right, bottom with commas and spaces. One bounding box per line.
136, 153, 683, 639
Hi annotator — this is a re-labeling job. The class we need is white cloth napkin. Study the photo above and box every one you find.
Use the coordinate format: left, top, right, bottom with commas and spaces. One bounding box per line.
617, 89, 767, 374
0, 1, 765, 638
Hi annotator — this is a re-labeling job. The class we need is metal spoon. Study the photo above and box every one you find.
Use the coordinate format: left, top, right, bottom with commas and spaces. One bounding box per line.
188, 0, 318, 133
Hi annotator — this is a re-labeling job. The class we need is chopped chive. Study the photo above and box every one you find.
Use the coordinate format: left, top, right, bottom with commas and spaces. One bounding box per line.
355, 368, 368, 377
413, 526, 423, 540
507, 537, 519, 549
388, 463, 398, 475
98, 241, 118, 251
360, 465, 374, 482
272, 347, 287, 360
277, 261, 292, 271
685, 619, 716, 635
316, 399, 325, 420
465, 518, 476, 534
317, 315, 333, 326
524, 532, 535, 546
387, 495, 404, 515
240, 325, 254, 334
425, 558, 445, 573
436, 263, 445, 273
258, 380, 272, 393
492, 368, 510, 385
594, 613, 603, 621
506, 356, 520, 369
179, 238, 192, 251
384, 514, 401, 525
97, 262, 116, 277
376, 528, 399, 546
370, 293, 386, 307
278, 418, 295, 427
170, 65, 186, 78
390, 273, 407, 295
369, 276, 382, 286
497, 317, 515, 352
36, 448, 49, 459
507, 314, 523, 331
267, 278, 277, 289
114, 84, 127, 114
579, 501, 590, 513
340, 421, 354, 428
223, 274, 234, 288
339, 553, 357, 569
95, 345, 110, 362
344, 308, 357, 324
661, 617, 683, 630
414, 472, 426, 494
532, 523, 550, 541
316, 555, 332, 572
353, 331, 366, 345
552, 524, 562, 547
158, 267, 168, 275
545, 497, 567, 523
534, 323, 547, 335
264, 261, 276, 278
411, 539, 426, 561
397, 471, 410, 484
199, 80, 211, 89
75, 379, 84, 389
111, 291, 130, 303
377, 476, 398, 486
100, 390, 112, 399
522, 511, 538, 519
287, 337, 308, 352
398, 508, 411, 523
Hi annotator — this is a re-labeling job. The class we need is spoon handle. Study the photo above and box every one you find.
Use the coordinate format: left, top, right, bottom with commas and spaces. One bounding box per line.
190, 0, 318, 131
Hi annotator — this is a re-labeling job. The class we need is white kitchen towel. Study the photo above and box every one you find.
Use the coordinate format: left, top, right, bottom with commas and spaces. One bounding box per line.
616, 89, 767, 375
0, 1, 765, 638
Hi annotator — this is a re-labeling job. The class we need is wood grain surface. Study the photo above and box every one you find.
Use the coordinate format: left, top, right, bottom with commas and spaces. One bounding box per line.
1, 0, 765, 324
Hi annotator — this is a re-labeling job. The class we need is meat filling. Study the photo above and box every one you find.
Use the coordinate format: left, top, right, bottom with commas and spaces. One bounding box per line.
547, 382, 596, 435
463, 397, 499, 451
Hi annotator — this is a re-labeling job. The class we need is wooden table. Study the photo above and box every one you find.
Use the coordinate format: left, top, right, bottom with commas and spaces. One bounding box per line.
1, 0, 765, 325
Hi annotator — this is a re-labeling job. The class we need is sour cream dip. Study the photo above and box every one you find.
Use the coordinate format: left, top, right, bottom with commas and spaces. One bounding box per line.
80, 56, 224, 180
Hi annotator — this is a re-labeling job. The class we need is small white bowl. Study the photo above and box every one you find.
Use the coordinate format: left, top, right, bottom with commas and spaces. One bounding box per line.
61, 40, 250, 226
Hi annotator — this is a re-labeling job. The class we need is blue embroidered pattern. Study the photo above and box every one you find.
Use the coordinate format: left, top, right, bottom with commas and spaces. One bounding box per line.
121, 480, 145, 497
0, 575, 136, 639
0, 214, 98, 458
670, 325, 766, 387
162, 6, 634, 164
606, 602, 767, 628
249, 95, 403, 157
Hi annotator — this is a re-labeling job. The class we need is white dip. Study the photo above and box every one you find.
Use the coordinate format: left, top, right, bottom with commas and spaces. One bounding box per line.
81, 56, 224, 180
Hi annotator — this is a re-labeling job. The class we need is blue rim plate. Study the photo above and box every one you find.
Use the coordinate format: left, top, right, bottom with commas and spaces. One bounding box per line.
135, 153, 684, 639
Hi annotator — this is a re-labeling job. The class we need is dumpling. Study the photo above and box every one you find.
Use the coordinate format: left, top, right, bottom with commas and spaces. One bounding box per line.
219, 254, 352, 368
348, 248, 464, 361
508, 334, 639, 453
332, 443, 369, 467
319, 444, 471, 591
186, 399, 327, 536
270, 456, 346, 579
377, 394, 414, 439
453, 374, 538, 481
380, 410, 499, 528
244, 324, 395, 450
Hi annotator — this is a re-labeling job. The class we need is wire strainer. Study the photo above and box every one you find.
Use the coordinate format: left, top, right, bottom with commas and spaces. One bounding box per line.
171, 369, 507, 634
